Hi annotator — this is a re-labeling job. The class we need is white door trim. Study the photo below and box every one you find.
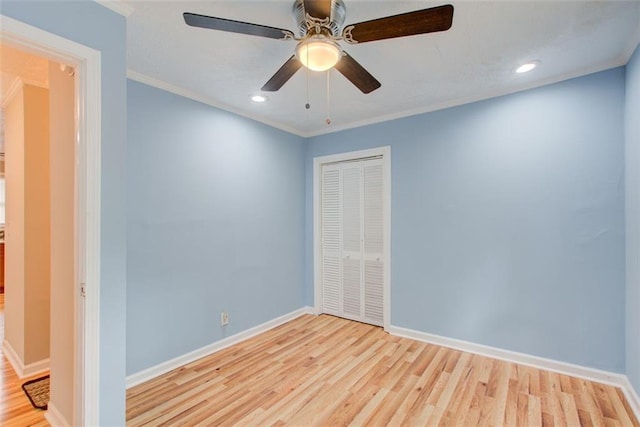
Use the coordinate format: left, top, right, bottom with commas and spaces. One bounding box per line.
1, 15, 102, 426
313, 146, 391, 330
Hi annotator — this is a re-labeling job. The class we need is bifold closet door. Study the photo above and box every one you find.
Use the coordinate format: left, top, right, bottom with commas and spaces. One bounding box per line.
320, 158, 384, 326
362, 159, 384, 325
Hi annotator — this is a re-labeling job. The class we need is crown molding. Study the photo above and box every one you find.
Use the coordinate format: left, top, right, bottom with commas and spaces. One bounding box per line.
129, 56, 625, 140
126, 69, 305, 137
1, 78, 23, 108
95, 0, 134, 18
1, 76, 51, 109
303, 61, 627, 138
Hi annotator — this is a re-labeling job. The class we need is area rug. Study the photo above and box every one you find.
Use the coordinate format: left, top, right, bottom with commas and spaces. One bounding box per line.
22, 375, 49, 410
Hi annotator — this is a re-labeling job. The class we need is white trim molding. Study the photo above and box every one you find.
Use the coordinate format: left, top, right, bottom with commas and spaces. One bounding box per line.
2, 340, 23, 377
388, 325, 626, 386
387, 322, 640, 421
127, 69, 304, 137
621, 377, 640, 422
126, 307, 315, 389
45, 402, 70, 427
1, 340, 49, 378
389, 324, 640, 420
76, 28, 103, 427
1, 78, 23, 108
1, 14, 102, 426
23, 358, 50, 378
1, 77, 51, 109
313, 146, 392, 331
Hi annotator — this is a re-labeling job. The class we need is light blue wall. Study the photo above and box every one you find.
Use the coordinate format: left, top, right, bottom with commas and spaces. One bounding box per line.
0, 1, 128, 424
126, 81, 306, 374
306, 68, 626, 372
626, 43, 640, 394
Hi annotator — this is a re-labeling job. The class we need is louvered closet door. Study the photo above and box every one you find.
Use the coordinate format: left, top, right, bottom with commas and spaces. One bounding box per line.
341, 163, 362, 318
320, 158, 384, 326
321, 164, 341, 315
362, 159, 384, 325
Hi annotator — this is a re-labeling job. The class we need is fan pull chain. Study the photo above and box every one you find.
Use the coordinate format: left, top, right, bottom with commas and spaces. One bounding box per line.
305, 44, 310, 110
326, 70, 331, 125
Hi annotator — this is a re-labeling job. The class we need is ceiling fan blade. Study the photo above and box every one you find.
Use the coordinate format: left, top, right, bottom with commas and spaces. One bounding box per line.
184, 12, 294, 40
303, 0, 333, 20
342, 4, 454, 44
334, 53, 381, 94
262, 56, 303, 91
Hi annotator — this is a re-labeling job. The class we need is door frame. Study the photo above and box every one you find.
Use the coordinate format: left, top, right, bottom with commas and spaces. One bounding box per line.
1, 15, 102, 426
313, 146, 391, 330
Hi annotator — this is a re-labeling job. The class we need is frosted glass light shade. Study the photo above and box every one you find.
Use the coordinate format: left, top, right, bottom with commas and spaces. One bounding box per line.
296, 38, 342, 72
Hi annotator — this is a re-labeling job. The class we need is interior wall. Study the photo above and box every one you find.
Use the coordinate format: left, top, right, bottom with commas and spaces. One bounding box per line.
1, 2, 128, 423
3, 82, 25, 361
48, 60, 76, 423
625, 43, 640, 394
126, 80, 306, 375
306, 67, 626, 373
3, 83, 51, 366
22, 84, 50, 365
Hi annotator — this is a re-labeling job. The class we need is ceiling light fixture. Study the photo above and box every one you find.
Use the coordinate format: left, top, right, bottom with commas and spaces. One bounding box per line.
515, 61, 539, 74
251, 94, 268, 103
295, 36, 342, 72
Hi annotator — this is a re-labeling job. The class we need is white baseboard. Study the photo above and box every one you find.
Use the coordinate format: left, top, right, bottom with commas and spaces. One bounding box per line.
389, 324, 640, 420
621, 377, 640, 422
387, 325, 626, 387
123, 310, 639, 421
45, 401, 70, 427
23, 357, 50, 378
1, 339, 49, 379
126, 306, 315, 389
2, 340, 22, 377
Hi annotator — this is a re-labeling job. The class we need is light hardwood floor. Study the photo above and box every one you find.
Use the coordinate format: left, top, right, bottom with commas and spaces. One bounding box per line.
0, 293, 49, 427
127, 314, 639, 426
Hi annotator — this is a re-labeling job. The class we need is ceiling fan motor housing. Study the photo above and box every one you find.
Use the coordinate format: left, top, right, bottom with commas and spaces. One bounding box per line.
292, 0, 346, 38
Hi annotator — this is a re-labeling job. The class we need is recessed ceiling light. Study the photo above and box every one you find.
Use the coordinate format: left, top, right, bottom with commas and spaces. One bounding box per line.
251, 95, 268, 103
515, 61, 539, 74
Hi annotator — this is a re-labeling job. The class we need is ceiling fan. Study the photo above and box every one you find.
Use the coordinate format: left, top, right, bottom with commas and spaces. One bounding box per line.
183, 0, 454, 94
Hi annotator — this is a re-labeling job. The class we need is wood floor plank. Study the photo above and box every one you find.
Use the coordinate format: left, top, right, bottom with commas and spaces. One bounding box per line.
349, 387, 390, 426
448, 357, 486, 424
492, 360, 512, 426
125, 314, 640, 427
607, 385, 636, 427
560, 391, 582, 426
528, 394, 543, 427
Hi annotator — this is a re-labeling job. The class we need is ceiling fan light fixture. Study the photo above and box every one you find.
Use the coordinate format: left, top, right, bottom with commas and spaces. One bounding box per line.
295, 37, 342, 72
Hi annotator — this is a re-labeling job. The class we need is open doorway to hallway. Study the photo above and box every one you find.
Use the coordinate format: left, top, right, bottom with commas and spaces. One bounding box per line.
0, 41, 73, 425
0, 39, 78, 425
2, 13, 103, 425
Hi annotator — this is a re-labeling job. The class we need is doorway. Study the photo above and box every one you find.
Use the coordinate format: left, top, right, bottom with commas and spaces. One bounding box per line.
313, 146, 391, 329
1, 15, 101, 425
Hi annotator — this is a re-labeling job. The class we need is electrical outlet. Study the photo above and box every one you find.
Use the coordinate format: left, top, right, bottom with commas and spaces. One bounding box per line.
220, 311, 229, 326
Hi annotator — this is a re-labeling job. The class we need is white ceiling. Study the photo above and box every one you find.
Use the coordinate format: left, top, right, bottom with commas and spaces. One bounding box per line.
125, 0, 640, 137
